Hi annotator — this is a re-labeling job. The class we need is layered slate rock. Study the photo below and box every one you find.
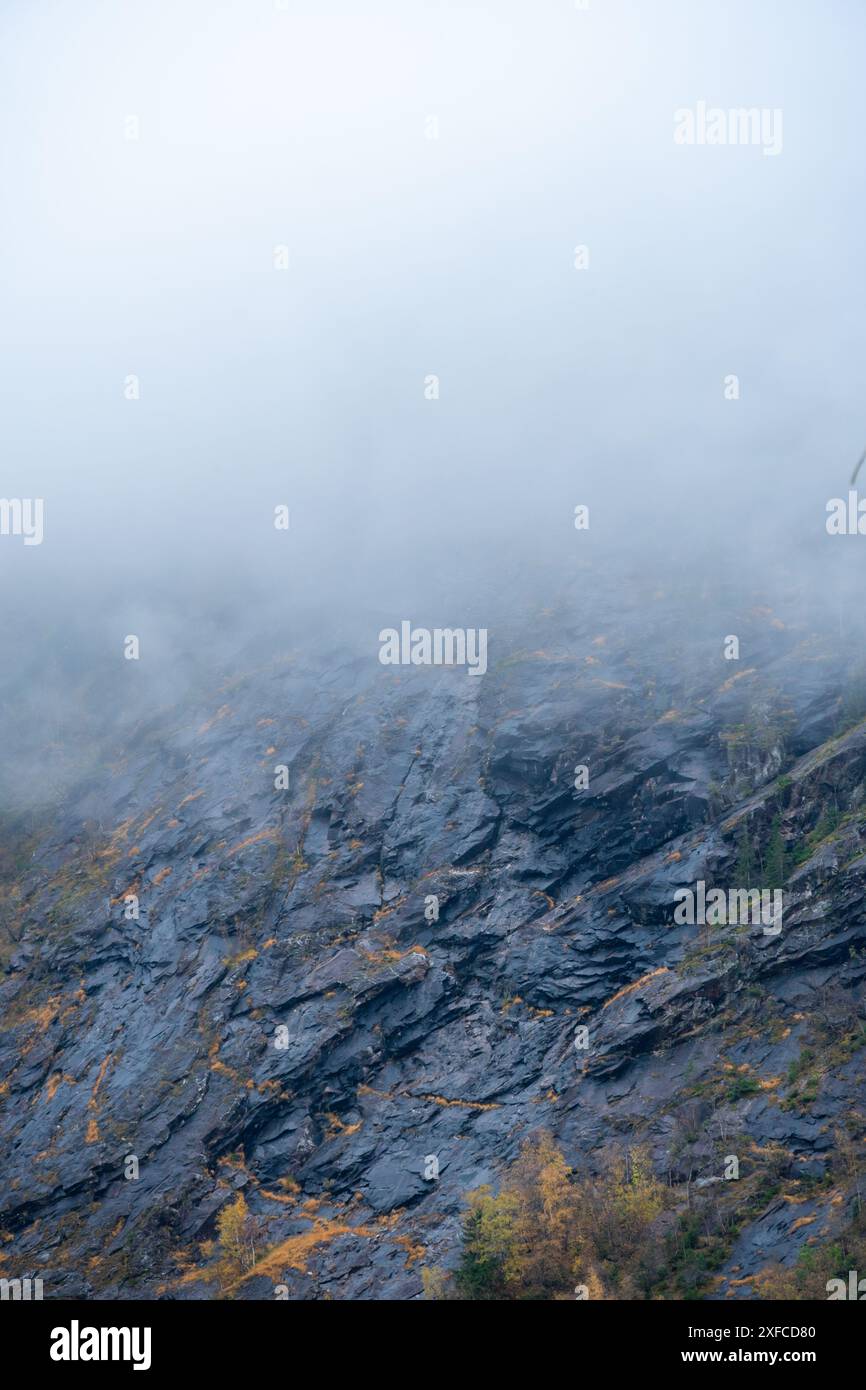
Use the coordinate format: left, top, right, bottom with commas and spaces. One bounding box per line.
1, 583, 865, 1299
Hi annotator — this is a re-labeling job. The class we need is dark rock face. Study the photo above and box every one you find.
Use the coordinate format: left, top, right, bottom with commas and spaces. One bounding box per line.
1, 586, 865, 1300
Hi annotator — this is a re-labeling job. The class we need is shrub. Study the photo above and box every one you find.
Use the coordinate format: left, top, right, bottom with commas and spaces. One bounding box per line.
215, 1193, 259, 1286
437, 1133, 669, 1301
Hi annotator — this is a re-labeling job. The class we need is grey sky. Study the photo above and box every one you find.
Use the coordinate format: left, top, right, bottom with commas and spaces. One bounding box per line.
1, 0, 864, 775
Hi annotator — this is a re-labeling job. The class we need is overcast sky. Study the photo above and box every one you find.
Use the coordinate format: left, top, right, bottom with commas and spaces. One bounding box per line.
1, 0, 864, 681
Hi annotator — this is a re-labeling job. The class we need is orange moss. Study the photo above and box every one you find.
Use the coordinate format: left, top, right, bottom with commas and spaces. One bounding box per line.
418, 1093, 500, 1111
106, 818, 135, 846
178, 791, 204, 810
17, 996, 62, 1033
111, 879, 140, 906
602, 967, 669, 1011
44, 1072, 75, 1102
90, 1055, 113, 1101
359, 941, 426, 966
222, 947, 258, 968
393, 1234, 425, 1266
717, 668, 757, 694
260, 1188, 299, 1206
217, 1151, 248, 1174
372, 897, 405, 923
226, 828, 277, 857
233, 1219, 377, 1285
198, 705, 232, 735
325, 1113, 363, 1140
357, 1083, 392, 1100
209, 1044, 290, 1100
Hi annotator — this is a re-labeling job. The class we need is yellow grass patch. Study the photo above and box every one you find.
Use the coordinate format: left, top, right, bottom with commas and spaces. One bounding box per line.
226, 828, 277, 857
198, 705, 232, 735
417, 1093, 500, 1111
602, 967, 669, 1011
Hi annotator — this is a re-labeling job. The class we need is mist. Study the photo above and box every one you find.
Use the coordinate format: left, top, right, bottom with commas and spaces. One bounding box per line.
2, 0, 865, 804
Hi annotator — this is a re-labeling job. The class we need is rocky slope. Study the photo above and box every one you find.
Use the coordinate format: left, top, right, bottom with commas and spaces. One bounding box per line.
1, 577, 865, 1299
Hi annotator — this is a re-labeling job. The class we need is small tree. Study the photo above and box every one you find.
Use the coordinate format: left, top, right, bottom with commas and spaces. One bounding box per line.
444, 1135, 669, 1301
454, 1186, 520, 1300
216, 1192, 259, 1284
508, 1131, 582, 1297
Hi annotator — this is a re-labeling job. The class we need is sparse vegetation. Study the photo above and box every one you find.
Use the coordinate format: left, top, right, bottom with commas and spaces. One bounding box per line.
214, 1193, 260, 1288
426, 1133, 669, 1300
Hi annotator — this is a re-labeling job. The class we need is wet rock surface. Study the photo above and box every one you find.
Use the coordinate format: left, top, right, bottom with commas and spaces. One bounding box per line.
1, 585, 865, 1299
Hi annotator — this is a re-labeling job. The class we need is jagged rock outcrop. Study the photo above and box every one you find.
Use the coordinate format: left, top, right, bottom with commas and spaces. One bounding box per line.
1, 584, 865, 1299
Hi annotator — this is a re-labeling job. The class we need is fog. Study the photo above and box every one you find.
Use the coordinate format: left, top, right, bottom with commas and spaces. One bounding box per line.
1, 0, 865, 802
